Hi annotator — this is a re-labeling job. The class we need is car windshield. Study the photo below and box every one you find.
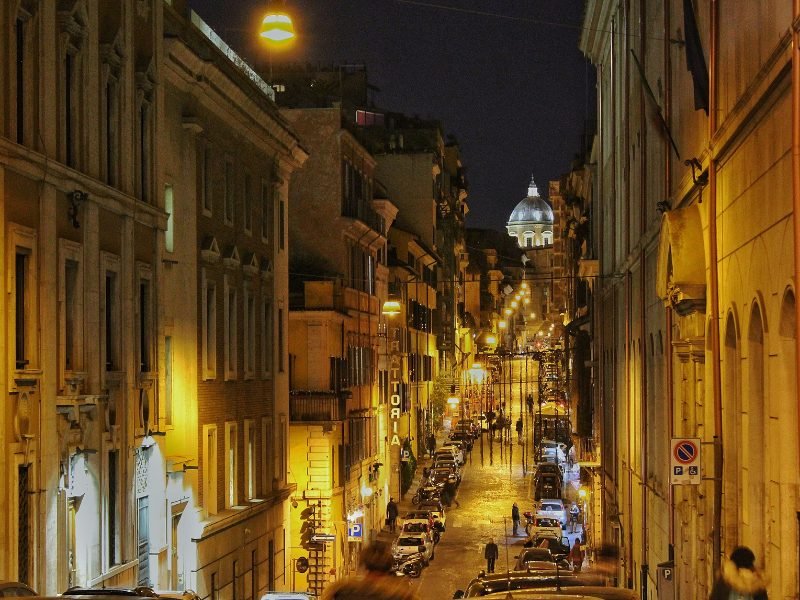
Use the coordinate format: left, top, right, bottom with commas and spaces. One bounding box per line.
397, 537, 423, 546
403, 523, 427, 532
419, 504, 441, 513
540, 503, 562, 511
535, 518, 559, 527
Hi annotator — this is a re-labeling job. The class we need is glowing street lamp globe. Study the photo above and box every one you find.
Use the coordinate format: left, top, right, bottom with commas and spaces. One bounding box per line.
260, 5, 295, 42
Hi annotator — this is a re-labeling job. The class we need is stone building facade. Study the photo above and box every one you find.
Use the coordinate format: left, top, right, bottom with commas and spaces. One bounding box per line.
581, 1, 798, 598
0, 1, 305, 596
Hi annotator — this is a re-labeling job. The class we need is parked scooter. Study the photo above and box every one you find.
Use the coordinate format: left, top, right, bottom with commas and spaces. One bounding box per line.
392, 551, 425, 578
522, 510, 535, 536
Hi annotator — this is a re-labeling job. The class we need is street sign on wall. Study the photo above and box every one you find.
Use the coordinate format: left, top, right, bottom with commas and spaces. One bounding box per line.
347, 522, 363, 542
670, 438, 701, 485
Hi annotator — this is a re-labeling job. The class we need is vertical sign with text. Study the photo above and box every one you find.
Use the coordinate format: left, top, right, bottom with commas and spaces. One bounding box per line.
389, 327, 403, 446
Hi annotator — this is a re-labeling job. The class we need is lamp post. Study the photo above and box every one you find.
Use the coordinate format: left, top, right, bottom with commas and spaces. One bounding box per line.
259, 0, 296, 84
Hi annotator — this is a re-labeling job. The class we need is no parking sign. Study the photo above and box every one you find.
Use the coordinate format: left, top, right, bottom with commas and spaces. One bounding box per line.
670, 438, 701, 485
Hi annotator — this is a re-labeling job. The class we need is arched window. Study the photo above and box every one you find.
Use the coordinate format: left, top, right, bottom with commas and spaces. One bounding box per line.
523, 232, 534, 248
722, 312, 740, 548
745, 303, 766, 560
542, 231, 553, 245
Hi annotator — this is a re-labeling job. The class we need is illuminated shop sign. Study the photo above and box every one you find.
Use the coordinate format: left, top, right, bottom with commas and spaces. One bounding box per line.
389, 328, 403, 446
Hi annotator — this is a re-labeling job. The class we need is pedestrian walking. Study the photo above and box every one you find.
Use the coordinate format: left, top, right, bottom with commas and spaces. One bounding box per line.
709, 546, 768, 600
427, 432, 436, 458
516, 417, 523, 443
484, 538, 499, 573
569, 502, 580, 533
386, 498, 399, 533
526, 394, 534, 414
511, 502, 521, 536
568, 539, 585, 572
322, 540, 419, 600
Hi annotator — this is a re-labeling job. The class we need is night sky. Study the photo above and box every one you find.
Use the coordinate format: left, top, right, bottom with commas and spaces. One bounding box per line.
189, 0, 595, 233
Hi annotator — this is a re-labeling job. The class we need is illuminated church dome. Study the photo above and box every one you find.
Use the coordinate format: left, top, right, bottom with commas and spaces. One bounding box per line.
506, 177, 554, 248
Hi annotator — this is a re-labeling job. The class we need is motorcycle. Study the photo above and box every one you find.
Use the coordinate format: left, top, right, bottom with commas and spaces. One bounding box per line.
392, 551, 425, 578
523, 510, 535, 536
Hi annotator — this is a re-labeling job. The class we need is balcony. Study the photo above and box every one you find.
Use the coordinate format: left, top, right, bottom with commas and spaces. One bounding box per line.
289, 391, 346, 422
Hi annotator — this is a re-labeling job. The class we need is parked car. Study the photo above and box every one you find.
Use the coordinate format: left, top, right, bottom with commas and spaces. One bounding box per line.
538, 439, 567, 463
62, 589, 159, 598
526, 533, 571, 559
401, 520, 439, 543
0, 582, 36, 597
392, 533, 434, 564
534, 461, 563, 480
453, 571, 616, 598
513, 547, 571, 572
527, 516, 563, 539
534, 473, 563, 500
433, 457, 461, 479
440, 443, 466, 464
417, 500, 446, 530
401, 510, 435, 530
537, 498, 568, 528
435, 447, 462, 465
449, 431, 474, 450
429, 466, 460, 487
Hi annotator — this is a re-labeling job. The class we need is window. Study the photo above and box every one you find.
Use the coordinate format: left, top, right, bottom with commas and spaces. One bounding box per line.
14, 6, 39, 146
243, 173, 252, 233
137, 270, 152, 372
278, 308, 284, 373
524, 232, 533, 248
224, 160, 235, 225
164, 336, 173, 426
201, 145, 213, 215
107, 449, 119, 567
102, 253, 121, 370
136, 71, 154, 203
261, 417, 271, 495
244, 286, 256, 379
202, 270, 217, 380
261, 180, 272, 242
224, 277, 238, 380
164, 184, 174, 252
279, 199, 285, 250
225, 422, 238, 508
10, 225, 37, 370
101, 42, 122, 186
203, 425, 218, 515
59, 240, 83, 377
543, 231, 553, 245
244, 420, 255, 500
261, 299, 273, 378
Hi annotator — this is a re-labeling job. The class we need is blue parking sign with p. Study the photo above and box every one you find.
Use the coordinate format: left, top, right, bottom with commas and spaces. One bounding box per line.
348, 522, 363, 542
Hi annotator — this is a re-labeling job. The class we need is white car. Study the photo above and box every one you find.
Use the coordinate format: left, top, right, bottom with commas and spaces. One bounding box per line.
527, 516, 563, 539
439, 443, 465, 464
392, 533, 434, 563
417, 501, 447, 530
539, 439, 567, 464
435, 447, 463, 465
536, 498, 567, 529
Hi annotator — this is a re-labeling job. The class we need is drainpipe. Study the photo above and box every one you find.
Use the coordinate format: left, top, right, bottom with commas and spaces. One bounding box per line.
792, 5, 800, 583
663, 0, 675, 567
707, 0, 724, 578
638, 0, 649, 596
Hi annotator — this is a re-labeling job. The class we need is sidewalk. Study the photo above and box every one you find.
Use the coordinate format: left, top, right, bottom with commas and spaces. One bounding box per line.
376, 429, 452, 545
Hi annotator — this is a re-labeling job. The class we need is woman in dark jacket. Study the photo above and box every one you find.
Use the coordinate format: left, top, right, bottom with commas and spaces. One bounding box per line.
709, 546, 768, 600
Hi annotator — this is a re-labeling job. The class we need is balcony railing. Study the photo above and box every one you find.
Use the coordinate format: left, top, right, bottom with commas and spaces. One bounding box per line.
289, 392, 346, 422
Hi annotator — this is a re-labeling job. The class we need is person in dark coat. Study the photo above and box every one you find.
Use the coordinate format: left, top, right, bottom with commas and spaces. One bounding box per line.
709, 546, 768, 600
426, 432, 436, 457
484, 538, 499, 573
511, 502, 521, 536
386, 498, 399, 533
516, 417, 523, 443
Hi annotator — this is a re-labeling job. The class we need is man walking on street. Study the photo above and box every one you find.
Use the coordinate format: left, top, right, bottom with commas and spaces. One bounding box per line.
568, 538, 585, 573
484, 538, 499, 573
427, 432, 436, 458
386, 498, 399, 533
516, 417, 523, 443
512, 502, 521, 536
569, 502, 580, 533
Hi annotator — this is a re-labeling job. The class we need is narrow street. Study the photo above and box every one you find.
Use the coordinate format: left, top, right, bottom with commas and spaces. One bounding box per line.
378, 418, 586, 598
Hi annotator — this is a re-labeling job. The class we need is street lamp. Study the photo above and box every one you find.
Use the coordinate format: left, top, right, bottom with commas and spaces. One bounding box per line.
260, 1, 296, 42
